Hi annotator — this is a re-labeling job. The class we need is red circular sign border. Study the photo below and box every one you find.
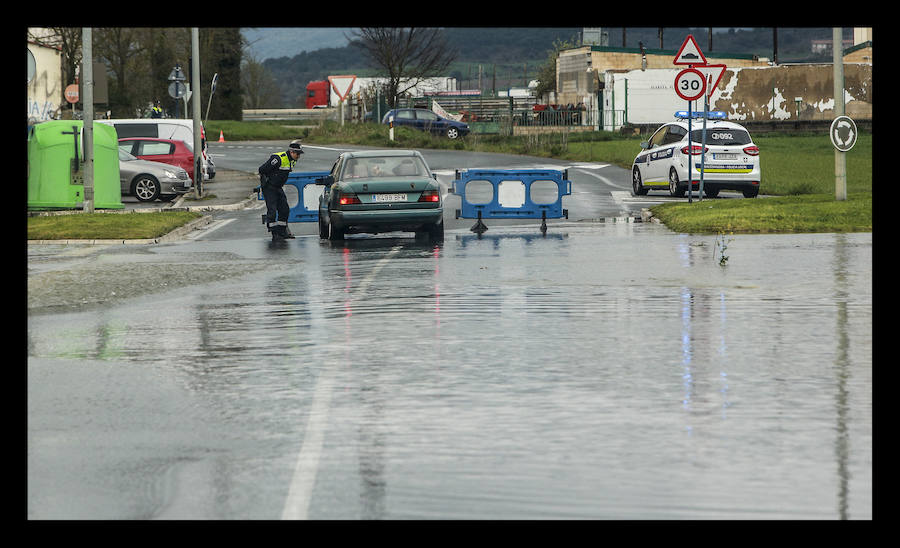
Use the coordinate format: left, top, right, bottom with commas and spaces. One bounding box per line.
674, 68, 706, 101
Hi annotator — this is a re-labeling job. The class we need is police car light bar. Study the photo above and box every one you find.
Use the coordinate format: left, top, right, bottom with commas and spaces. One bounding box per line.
675, 110, 727, 120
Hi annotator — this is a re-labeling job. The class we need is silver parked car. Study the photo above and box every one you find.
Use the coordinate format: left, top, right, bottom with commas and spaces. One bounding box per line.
118, 147, 192, 202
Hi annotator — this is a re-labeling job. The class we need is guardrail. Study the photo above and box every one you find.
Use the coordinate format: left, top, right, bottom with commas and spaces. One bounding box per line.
242, 109, 335, 122
452, 168, 571, 234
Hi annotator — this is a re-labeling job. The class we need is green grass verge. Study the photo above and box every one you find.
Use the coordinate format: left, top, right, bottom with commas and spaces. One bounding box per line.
28, 211, 202, 240
649, 192, 871, 234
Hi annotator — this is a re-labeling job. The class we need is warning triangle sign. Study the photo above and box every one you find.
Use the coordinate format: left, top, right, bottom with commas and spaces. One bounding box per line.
697, 64, 727, 97
328, 75, 357, 101
673, 35, 707, 66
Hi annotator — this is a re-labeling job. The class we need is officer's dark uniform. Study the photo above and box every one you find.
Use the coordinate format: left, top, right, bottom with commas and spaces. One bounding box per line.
258, 140, 304, 240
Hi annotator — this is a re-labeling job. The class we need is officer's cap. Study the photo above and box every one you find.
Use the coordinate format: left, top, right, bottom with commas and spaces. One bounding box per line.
288, 139, 304, 153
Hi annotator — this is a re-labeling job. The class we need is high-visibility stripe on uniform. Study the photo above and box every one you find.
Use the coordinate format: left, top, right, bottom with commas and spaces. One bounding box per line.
274, 151, 296, 171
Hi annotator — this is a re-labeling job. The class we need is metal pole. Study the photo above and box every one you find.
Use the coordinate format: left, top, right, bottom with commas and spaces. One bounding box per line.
833, 27, 847, 201
687, 98, 693, 203
191, 28, 203, 198
699, 91, 708, 201
82, 27, 94, 213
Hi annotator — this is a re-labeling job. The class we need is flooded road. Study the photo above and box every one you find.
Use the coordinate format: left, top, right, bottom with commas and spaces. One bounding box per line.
27, 222, 872, 520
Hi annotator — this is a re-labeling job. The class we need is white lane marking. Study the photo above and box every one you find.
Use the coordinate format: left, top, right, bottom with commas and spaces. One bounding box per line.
281, 245, 402, 520
576, 168, 631, 190
280, 369, 336, 520
185, 218, 236, 240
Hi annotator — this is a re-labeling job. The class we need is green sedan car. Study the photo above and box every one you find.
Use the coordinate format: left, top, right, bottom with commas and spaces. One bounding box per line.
317, 150, 444, 241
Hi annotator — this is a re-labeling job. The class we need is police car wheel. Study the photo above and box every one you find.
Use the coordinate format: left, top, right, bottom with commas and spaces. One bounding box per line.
632, 167, 648, 196
668, 169, 685, 198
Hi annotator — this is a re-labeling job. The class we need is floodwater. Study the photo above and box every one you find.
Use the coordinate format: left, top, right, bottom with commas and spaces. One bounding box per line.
27, 223, 872, 520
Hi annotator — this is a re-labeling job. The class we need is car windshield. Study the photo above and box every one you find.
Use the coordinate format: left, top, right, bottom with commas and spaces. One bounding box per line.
118, 148, 137, 161
343, 156, 428, 178
690, 128, 752, 146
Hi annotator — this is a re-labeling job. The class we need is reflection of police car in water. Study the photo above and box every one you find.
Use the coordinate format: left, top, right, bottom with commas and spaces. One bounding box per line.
632, 111, 761, 198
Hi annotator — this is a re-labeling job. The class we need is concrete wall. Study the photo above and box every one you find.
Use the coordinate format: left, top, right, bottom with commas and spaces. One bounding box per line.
606, 63, 872, 127
558, 44, 872, 129
27, 42, 63, 123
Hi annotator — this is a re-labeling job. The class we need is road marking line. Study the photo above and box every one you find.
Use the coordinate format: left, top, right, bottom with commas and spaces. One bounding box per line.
281, 245, 401, 520
185, 218, 236, 240
577, 168, 631, 190
281, 369, 335, 520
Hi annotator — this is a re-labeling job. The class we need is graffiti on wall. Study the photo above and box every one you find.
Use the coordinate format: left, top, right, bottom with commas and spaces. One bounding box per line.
27, 46, 62, 124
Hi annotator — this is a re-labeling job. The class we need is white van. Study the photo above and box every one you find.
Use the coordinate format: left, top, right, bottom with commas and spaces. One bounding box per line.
97, 118, 215, 179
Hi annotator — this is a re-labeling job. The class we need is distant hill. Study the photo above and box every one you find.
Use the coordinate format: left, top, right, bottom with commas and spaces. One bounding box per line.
242, 28, 352, 61
248, 27, 850, 107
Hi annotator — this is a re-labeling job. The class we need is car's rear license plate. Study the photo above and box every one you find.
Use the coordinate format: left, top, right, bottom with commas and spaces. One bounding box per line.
714, 153, 737, 160
373, 193, 407, 202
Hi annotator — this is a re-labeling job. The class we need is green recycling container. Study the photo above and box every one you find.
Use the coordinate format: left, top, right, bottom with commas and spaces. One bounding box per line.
27, 120, 124, 210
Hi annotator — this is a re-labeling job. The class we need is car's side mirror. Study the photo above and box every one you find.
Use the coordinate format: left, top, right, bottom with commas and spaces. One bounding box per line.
316, 175, 334, 186
640, 141, 651, 150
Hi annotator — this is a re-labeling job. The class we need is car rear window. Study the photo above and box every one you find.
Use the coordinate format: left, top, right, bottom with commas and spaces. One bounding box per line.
115, 123, 159, 138
691, 128, 752, 145
343, 156, 428, 178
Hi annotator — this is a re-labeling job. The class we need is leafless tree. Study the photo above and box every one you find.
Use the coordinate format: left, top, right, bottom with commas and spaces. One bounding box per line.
349, 28, 457, 108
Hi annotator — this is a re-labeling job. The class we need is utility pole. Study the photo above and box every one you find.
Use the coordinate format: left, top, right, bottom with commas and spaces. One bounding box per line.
191, 28, 203, 199
82, 27, 94, 214
833, 27, 847, 201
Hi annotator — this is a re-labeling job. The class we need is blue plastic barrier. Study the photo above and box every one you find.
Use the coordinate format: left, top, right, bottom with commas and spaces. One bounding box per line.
258, 171, 330, 222
452, 169, 571, 233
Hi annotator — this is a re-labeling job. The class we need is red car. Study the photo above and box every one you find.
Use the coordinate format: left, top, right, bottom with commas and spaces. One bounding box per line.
118, 137, 197, 183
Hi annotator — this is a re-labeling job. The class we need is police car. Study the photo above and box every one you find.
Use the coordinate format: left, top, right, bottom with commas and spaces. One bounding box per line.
632, 111, 760, 198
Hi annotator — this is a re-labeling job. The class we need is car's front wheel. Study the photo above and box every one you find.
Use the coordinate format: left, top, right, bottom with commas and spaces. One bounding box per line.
446, 127, 459, 139
132, 175, 160, 202
632, 166, 648, 196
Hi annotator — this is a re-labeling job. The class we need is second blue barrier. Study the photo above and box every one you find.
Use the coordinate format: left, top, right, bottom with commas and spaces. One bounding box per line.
452, 169, 571, 233
258, 171, 330, 222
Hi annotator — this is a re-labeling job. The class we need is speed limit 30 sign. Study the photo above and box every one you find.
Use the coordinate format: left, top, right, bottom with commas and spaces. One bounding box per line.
675, 68, 706, 101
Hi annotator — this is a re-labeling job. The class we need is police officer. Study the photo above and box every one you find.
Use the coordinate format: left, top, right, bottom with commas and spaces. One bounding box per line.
150, 100, 163, 118
259, 139, 304, 240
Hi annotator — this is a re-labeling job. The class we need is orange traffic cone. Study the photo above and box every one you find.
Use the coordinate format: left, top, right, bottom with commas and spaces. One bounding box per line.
218, 130, 225, 142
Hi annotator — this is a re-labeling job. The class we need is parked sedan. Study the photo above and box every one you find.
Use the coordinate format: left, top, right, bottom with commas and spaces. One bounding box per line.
382, 108, 469, 139
118, 148, 192, 202
118, 137, 197, 183
316, 150, 443, 241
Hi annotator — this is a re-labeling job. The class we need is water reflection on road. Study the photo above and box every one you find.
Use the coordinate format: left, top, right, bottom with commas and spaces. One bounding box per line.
27, 225, 872, 519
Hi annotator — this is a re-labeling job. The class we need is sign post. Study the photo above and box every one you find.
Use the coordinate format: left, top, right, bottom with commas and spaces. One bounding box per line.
695, 65, 725, 201
674, 67, 705, 203
832, 27, 848, 201
673, 36, 726, 203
